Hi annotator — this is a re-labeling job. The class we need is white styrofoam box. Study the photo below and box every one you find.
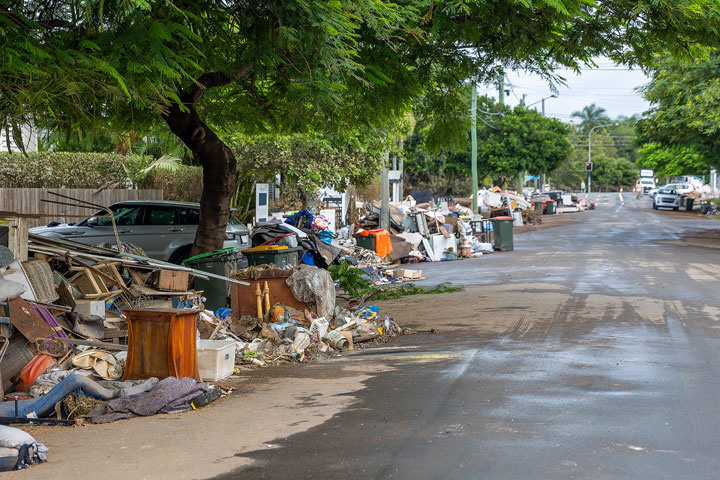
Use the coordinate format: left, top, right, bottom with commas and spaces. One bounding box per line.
197, 339, 236, 381
74, 299, 105, 318
428, 235, 457, 261
309, 317, 329, 339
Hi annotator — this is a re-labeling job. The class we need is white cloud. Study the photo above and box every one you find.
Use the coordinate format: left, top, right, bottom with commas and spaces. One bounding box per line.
476, 59, 651, 122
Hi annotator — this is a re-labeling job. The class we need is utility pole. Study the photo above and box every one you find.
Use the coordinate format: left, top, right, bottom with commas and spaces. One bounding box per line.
587, 123, 616, 195
398, 139, 404, 203
471, 78, 479, 213
380, 150, 390, 230
498, 73, 504, 105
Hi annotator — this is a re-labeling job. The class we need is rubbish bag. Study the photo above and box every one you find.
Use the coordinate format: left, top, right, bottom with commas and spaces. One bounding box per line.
0, 426, 47, 470
286, 266, 335, 319
292, 327, 311, 353
0, 278, 25, 302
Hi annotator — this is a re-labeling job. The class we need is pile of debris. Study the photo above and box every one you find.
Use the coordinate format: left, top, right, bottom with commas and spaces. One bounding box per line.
0, 229, 405, 457
0, 234, 238, 469
204, 266, 404, 369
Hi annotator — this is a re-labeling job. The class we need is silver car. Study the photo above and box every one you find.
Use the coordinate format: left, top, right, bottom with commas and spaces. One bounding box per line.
653, 187, 680, 211
30, 200, 250, 264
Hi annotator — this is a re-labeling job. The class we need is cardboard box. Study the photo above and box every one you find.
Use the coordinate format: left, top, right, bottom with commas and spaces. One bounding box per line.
393, 269, 422, 279
74, 299, 105, 318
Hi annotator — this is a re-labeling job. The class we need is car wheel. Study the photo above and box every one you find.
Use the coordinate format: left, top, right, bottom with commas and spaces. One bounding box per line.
169, 245, 193, 265
653, 203, 658, 210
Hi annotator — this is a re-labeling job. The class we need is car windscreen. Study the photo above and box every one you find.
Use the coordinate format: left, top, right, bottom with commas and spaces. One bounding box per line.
658, 188, 676, 195
77, 205, 140, 226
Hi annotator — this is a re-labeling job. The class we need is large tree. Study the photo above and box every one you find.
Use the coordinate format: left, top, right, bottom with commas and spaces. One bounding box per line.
477, 99, 571, 185
638, 50, 720, 172
3, 1, 720, 254
571, 104, 611, 134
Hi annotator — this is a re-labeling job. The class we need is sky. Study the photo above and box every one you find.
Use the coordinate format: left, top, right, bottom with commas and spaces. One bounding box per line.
475, 59, 651, 124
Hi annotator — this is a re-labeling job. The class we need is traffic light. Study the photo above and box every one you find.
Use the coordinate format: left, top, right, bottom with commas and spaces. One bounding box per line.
585, 161, 593, 172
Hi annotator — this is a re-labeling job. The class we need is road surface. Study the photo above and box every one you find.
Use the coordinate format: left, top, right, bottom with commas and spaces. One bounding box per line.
219, 193, 720, 479
17, 193, 720, 479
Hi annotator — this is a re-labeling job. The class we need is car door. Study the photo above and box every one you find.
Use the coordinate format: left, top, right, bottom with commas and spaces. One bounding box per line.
73, 204, 141, 247
132, 205, 194, 261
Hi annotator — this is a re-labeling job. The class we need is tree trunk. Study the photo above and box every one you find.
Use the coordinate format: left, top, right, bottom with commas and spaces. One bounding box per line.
163, 105, 236, 256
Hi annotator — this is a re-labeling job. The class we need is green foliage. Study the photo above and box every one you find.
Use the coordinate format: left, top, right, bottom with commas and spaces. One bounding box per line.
329, 261, 464, 301
553, 127, 638, 190
570, 104, 611, 135
477, 99, 572, 184
230, 134, 386, 209
0, 151, 203, 201
0, 152, 130, 188
138, 165, 204, 202
328, 262, 373, 300
637, 143, 707, 177
5, 0, 720, 248
374, 283, 464, 301
590, 155, 639, 189
405, 96, 571, 192
403, 125, 473, 196
638, 51, 720, 169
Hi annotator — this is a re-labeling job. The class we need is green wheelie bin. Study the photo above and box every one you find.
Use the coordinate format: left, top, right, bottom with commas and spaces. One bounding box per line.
184, 248, 242, 311
490, 216, 515, 251
545, 200, 556, 214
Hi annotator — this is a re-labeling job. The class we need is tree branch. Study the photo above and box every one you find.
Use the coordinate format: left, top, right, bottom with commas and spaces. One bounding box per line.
183, 63, 253, 105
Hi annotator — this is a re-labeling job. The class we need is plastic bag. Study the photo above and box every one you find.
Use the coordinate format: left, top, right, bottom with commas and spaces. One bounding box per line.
0, 278, 25, 302
286, 266, 335, 319
0, 426, 47, 471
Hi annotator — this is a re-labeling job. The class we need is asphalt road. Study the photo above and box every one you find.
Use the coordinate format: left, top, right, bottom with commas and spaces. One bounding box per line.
219, 193, 720, 480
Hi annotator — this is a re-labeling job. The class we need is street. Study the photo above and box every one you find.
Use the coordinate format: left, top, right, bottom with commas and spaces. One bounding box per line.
16, 192, 720, 479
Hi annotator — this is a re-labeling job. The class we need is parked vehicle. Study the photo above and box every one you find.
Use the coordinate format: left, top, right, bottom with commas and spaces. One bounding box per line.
653, 187, 680, 211
665, 183, 694, 195
648, 186, 659, 198
636, 177, 656, 194
30, 200, 250, 264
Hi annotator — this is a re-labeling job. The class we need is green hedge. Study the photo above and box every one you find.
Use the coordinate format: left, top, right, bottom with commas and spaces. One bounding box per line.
0, 152, 129, 188
139, 166, 204, 202
0, 152, 203, 203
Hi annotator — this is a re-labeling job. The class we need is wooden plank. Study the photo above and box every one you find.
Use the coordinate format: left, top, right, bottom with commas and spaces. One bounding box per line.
9, 297, 55, 342
155, 270, 190, 292
6, 217, 28, 262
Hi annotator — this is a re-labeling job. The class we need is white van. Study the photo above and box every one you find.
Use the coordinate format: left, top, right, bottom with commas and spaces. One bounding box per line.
636, 177, 656, 194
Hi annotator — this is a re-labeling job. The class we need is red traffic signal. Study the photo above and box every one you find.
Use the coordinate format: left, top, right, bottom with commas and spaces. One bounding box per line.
585, 162, 593, 172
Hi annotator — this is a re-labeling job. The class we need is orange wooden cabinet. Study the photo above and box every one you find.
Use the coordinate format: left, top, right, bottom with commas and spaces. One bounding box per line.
122, 308, 202, 381
230, 269, 314, 317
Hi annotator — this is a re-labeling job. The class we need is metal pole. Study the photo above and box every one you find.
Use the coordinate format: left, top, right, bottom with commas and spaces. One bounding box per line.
541, 98, 545, 117
398, 139, 404, 202
587, 123, 616, 196
380, 150, 390, 231
471, 78, 479, 213
587, 129, 592, 195
498, 73, 504, 105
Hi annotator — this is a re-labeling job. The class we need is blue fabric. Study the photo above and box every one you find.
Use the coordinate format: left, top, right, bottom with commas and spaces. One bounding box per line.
285, 210, 314, 229
301, 251, 315, 266
316, 229, 333, 245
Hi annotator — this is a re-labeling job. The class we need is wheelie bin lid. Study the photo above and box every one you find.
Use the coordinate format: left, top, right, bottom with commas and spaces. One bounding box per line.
490, 216, 514, 221
183, 247, 236, 263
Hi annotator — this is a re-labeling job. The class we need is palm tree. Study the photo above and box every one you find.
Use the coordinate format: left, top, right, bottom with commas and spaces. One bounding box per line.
571, 104, 611, 134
